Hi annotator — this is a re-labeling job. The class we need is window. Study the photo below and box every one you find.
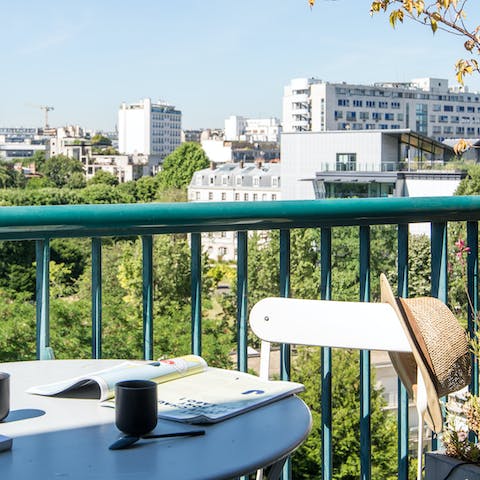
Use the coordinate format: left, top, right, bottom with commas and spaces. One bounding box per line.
236, 176, 243, 186
271, 194, 277, 200
253, 194, 258, 201
451, 116, 459, 123
253, 176, 260, 187
262, 193, 267, 200
385, 113, 394, 120
378, 101, 388, 108
397, 113, 404, 121
372, 112, 381, 120
334, 111, 343, 120
439, 115, 448, 122
209, 176, 215, 185
415, 104, 428, 133
353, 100, 362, 107
346, 111, 356, 121
221, 175, 228, 185
457, 106, 465, 112
195, 192, 200, 200
391, 102, 400, 109
359, 111, 369, 120
208, 192, 213, 200
432, 104, 441, 112
221, 192, 227, 200
444, 105, 453, 112
234, 193, 240, 201
336, 153, 357, 171
272, 176, 279, 187
366, 101, 375, 108
338, 99, 349, 107
244, 193, 249, 201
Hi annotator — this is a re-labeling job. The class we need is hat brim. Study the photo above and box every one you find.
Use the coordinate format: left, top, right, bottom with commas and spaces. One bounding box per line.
380, 273, 443, 433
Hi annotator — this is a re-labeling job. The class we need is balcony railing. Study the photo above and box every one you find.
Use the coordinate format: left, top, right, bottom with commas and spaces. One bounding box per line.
2, 195, 480, 479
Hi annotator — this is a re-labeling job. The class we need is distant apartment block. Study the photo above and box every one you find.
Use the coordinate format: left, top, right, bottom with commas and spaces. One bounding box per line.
283, 77, 480, 141
48, 126, 149, 183
224, 115, 281, 143
188, 161, 280, 260
118, 98, 181, 172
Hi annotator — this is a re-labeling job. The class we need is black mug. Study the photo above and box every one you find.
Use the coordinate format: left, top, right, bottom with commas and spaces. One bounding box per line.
0, 372, 10, 422
115, 380, 157, 436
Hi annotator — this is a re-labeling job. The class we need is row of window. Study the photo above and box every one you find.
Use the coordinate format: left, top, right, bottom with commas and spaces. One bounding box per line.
335, 87, 480, 103
336, 123, 401, 130
195, 192, 278, 201
199, 175, 279, 187
337, 100, 403, 109
432, 126, 478, 135
335, 111, 404, 121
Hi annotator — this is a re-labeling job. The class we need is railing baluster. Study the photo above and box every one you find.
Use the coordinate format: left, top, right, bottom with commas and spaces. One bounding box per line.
321, 227, 332, 480
35, 239, 51, 360
191, 233, 202, 356
91, 238, 102, 359
430, 221, 448, 452
467, 222, 479, 397
142, 235, 153, 361
237, 231, 248, 373
397, 224, 409, 480
279, 228, 291, 480
359, 225, 371, 480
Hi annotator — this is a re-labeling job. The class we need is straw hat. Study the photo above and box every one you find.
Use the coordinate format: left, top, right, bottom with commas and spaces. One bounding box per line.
380, 273, 471, 433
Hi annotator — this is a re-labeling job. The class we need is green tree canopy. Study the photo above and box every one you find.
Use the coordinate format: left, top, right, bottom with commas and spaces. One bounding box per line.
40, 155, 85, 188
158, 142, 210, 190
91, 134, 112, 146
87, 170, 119, 187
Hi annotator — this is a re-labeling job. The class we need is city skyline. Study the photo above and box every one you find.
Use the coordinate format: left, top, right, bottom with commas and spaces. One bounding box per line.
2, 1, 479, 132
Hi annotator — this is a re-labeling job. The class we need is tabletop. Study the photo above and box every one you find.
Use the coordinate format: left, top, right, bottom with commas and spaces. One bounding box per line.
0, 359, 312, 480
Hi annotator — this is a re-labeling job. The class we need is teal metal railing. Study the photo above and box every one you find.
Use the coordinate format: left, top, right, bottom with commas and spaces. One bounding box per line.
1, 195, 480, 479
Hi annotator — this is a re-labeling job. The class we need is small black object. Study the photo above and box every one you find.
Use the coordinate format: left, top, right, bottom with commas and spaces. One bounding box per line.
0, 372, 10, 422
109, 429, 205, 450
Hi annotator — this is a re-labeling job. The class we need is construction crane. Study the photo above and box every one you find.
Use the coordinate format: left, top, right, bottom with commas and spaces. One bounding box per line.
40, 105, 54, 129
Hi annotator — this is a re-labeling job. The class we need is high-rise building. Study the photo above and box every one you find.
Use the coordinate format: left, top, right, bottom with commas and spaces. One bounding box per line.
118, 98, 182, 168
282, 77, 480, 141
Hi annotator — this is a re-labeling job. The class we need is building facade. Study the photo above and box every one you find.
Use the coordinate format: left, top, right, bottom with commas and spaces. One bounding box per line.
224, 115, 281, 143
283, 77, 480, 141
118, 98, 182, 170
188, 162, 280, 260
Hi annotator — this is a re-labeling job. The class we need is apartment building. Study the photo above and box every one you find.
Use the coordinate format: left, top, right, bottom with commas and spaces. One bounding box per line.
188, 161, 280, 260
224, 115, 281, 143
283, 77, 480, 141
118, 98, 182, 171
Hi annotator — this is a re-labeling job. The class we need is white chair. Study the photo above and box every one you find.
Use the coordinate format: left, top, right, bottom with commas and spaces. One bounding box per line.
249, 297, 428, 480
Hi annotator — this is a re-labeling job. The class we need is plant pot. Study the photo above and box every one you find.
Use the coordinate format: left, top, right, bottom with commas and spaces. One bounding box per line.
425, 451, 480, 480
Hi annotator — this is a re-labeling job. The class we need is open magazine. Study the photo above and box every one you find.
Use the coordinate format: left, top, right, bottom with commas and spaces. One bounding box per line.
26, 355, 304, 424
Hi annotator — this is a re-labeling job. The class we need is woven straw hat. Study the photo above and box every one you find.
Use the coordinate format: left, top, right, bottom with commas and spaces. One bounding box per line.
380, 273, 471, 433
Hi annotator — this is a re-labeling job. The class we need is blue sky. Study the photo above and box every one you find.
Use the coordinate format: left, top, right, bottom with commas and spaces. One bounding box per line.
1, 0, 478, 131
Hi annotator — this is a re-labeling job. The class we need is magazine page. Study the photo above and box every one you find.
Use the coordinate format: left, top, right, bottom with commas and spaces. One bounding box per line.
26, 355, 208, 401
155, 368, 304, 424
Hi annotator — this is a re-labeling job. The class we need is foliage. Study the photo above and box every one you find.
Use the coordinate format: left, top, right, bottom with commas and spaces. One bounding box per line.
91, 134, 112, 146
87, 170, 119, 187
309, 0, 479, 87
292, 347, 398, 479
134, 176, 160, 203
40, 155, 85, 188
158, 142, 210, 191
455, 165, 480, 195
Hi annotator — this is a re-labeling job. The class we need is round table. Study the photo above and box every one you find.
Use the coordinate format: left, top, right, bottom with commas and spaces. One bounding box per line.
0, 360, 311, 480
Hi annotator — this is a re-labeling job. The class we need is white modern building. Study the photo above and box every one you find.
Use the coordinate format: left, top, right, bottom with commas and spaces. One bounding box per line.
283, 77, 480, 141
188, 162, 280, 260
224, 115, 281, 143
281, 129, 453, 200
118, 98, 182, 171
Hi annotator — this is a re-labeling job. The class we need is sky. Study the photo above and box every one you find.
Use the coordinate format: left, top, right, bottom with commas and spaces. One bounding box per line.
1, 0, 478, 132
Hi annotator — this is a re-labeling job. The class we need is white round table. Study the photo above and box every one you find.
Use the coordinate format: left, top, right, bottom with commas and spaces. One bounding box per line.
0, 360, 311, 480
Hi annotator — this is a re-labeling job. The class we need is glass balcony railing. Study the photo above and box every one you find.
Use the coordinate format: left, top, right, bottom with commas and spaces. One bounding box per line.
2, 195, 480, 480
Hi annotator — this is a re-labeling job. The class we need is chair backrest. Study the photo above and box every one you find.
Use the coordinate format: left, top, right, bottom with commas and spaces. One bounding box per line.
249, 296, 427, 480
249, 297, 410, 380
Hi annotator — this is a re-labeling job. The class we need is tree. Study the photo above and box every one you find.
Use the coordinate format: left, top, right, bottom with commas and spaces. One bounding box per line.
40, 155, 85, 188
158, 142, 210, 191
91, 134, 112, 146
87, 170, 119, 187
292, 347, 398, 479
455, 164, 480, 195
309, 1, 479, 87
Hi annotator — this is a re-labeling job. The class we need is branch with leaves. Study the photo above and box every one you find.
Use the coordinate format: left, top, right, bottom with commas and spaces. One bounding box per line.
308, 0, 480, 85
